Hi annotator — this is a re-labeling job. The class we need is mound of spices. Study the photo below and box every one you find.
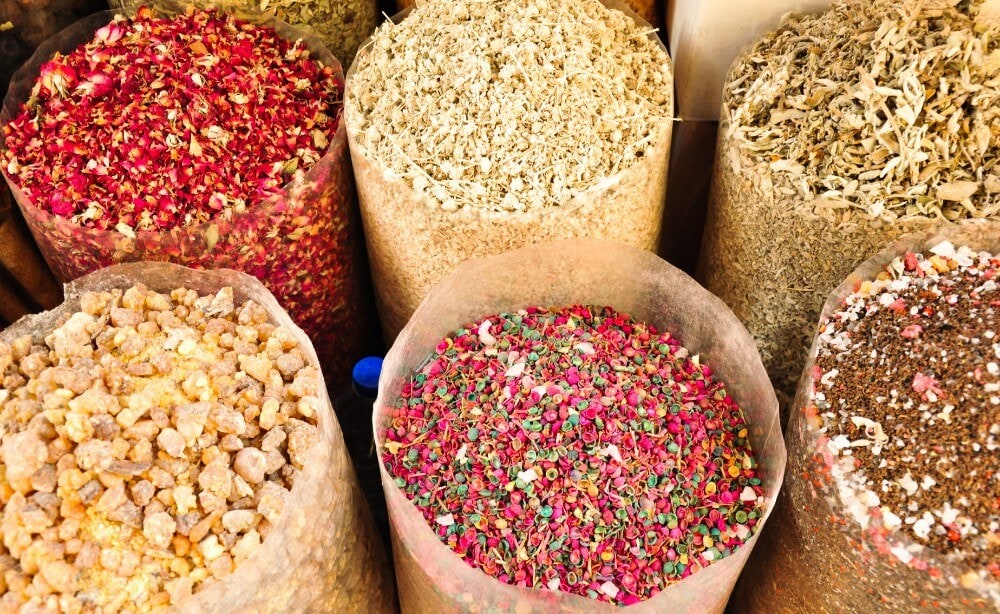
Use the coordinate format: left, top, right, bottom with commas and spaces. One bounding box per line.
1, 4, 371, 381
733, 235, 1000, 611
0, 283, 322, 609
813, 242, 999, 586
699, 0, 1000, 407
382, 305, 763, 606
4, 6, 337, 232
0, 271, 395, 612
393, 0, 660, 29
345, 0, 673, 339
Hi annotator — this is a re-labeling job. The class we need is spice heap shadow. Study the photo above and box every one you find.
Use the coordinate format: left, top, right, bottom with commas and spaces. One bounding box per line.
0, 283, 322, 610
809, 241, 999, 604
382, 305, 763, 606
345, 0, 673, 339
700, 0, 1000, 405
1, 5, 367, 380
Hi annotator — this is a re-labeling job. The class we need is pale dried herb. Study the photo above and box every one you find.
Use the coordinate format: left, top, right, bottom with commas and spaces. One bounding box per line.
700, 0, 1000, 406
348, 0, 670, 213
393, 0, 660, 29
345, 0, 673, 338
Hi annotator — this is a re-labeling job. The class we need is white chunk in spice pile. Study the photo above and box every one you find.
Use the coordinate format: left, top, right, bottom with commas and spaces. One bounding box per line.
0, 284, 321, 611
346, 0, 673, 213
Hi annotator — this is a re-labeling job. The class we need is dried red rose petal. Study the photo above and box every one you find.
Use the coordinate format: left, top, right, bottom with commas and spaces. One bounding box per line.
0, 5, 372, 380
4, 6, 338, 232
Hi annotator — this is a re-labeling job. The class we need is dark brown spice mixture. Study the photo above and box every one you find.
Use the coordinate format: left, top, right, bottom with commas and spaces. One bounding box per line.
813, 244, 999, 572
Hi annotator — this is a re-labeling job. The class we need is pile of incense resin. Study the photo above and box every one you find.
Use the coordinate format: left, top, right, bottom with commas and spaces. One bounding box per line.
382, 305, 763, 605
0, 283, 321, 610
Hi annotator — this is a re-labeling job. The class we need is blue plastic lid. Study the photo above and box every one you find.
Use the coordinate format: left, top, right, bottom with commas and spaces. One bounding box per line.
352, 356, 383, 401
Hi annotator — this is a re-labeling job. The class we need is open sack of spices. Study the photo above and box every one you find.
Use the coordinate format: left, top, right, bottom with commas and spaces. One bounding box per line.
666, 0, 833, 121
732, 220, 1000, 611
0, 261, 395, 612
372, 239, 786, 613
345, 0, 674, 341
0, 1, 373, 382
698, 0, 1000, 409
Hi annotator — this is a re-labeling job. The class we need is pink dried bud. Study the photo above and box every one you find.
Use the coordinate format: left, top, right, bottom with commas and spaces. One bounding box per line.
94, 22, 126, 45
900, 324, 923, 339
911, 372, 943, 398
48, 193, 75, 216
207, 192, 227, 210
75, 73, 115, 98
233, 39, 254, 60
39, 61, 77, 97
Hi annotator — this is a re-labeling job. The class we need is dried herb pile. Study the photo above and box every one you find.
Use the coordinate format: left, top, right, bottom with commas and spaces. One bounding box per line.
727, 0, 999, 221
392, 0, 661, 33
382, 305, 763, 606
347, 0, 671, 214
345, 0, 673, 339
109, 0, 377, 66
701, 0, 1000, 404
